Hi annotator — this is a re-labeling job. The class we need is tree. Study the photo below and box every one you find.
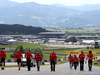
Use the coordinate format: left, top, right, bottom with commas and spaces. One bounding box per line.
14, 45, 25, 53
31, 47, 43, 59
0, 24, 47, 35
44, 39, 48, 43
65, 36, 77, 42
11, 45, 25, 58
15, 32, 19, 35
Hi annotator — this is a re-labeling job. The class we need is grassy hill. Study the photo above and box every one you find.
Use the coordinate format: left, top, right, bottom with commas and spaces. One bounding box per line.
0, 42, 46, 49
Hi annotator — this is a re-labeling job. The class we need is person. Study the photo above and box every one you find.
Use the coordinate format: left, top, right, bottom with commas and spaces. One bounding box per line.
14, 49, 23, 70
87, 51, 93, 71
49, 50, 57, 72
73, 55, 78, 70
25, 49, 32, 71
79, 51, 85, 71
68, 54, 73, 69
0, 48, 7, 70
34, 51, 42, 71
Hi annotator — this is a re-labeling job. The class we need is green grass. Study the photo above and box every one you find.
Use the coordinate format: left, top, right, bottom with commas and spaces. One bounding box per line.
0, 65, 18, 68
43, 49, 80, 60
43, 50, 66, 54
4, 42, 46, 60
5, 47, 79, 60
0, 42, 46, 49
43, 54, 50, 60
80, 49, 100, 51
65, 29, 97, 33
93, 61, 100, 67
0, 45, 9, 48
14, 42, 46, 49
80, 49, 100, 56
43, 54, 63, 60
47, 28, 100, 33
57, 61, 67, 64
43, 49, 77, 54
6, 52, 13, 60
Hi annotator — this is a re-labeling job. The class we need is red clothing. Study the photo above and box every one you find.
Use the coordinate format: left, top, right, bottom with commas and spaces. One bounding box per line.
49, 53, 57, 61
79, 54, 85, 61
73, 57, 78, 62
68, 56, 73, 62
87, 54, 93, 61
0, 51, 6, 58
25, 52, 32, 60
34, 54, 42, 61
14, 52, 23, 60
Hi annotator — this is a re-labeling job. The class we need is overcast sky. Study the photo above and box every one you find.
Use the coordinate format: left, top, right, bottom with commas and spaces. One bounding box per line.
10, 0, 100, 6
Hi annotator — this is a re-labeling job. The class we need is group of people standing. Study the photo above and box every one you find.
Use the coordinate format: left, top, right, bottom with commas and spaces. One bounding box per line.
0, 48, 57, 72
68, 51, 93, 71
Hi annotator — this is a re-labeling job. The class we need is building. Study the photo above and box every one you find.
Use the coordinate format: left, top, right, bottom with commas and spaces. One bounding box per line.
76, 36, 100, 40
39, 32, 66, 38
0, 35, 38, 39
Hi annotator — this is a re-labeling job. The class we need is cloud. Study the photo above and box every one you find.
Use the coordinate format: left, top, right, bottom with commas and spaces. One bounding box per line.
9, 0, 100, 6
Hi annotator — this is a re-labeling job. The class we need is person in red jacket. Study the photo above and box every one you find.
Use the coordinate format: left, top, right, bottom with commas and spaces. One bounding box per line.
25, 49, 32, 71
73, 55, 78, 70
14, 49, 23, 70
68, 54, 73, 69
87, 51, 93, 71
0, 48, 7, 70
34, 51, 42, 71
49, 50, 57, 71
79, 51, 85, 71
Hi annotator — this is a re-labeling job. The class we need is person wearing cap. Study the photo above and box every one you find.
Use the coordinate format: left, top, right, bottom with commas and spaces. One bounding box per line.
14, 49, 23, 70
87, 50, 93, 71
0, 48, 7, 70
25, 49, 32, 71
49, 50, 57, 72
34, 51, 42, 71
73, 55, 78, 70
79, 51, 85, 71
68, 54, 73, 69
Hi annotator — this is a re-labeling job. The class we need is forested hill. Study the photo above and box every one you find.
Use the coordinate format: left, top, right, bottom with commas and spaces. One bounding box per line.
0, 24, 47, 35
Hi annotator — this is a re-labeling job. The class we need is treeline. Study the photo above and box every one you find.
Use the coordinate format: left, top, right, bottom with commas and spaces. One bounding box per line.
0, 24, 47, 35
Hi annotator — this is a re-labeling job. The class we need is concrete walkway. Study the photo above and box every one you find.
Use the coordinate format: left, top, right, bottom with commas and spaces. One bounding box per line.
0, 62, 100, 75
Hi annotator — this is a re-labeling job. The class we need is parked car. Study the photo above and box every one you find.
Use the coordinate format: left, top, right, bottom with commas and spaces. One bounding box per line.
21, 54, 35, 67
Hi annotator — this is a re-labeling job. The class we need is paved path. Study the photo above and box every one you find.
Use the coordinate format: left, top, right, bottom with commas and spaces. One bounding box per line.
0, 63, 100, 75
44, 44, 90, 48
75, 49, 83, 52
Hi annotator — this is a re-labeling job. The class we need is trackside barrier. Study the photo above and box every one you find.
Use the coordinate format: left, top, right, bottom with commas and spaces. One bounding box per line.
66, 51, 100, 55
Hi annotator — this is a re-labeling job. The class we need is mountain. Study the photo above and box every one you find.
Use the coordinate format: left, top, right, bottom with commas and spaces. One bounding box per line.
0, 1, 81, 27
0, 0, 20, 9
0, 0, 100, 27
67, 4, 100, 11
53, 4, 100, 11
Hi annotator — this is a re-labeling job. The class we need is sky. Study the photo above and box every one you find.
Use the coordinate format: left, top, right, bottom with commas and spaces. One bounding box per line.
10, 0, 100, 6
